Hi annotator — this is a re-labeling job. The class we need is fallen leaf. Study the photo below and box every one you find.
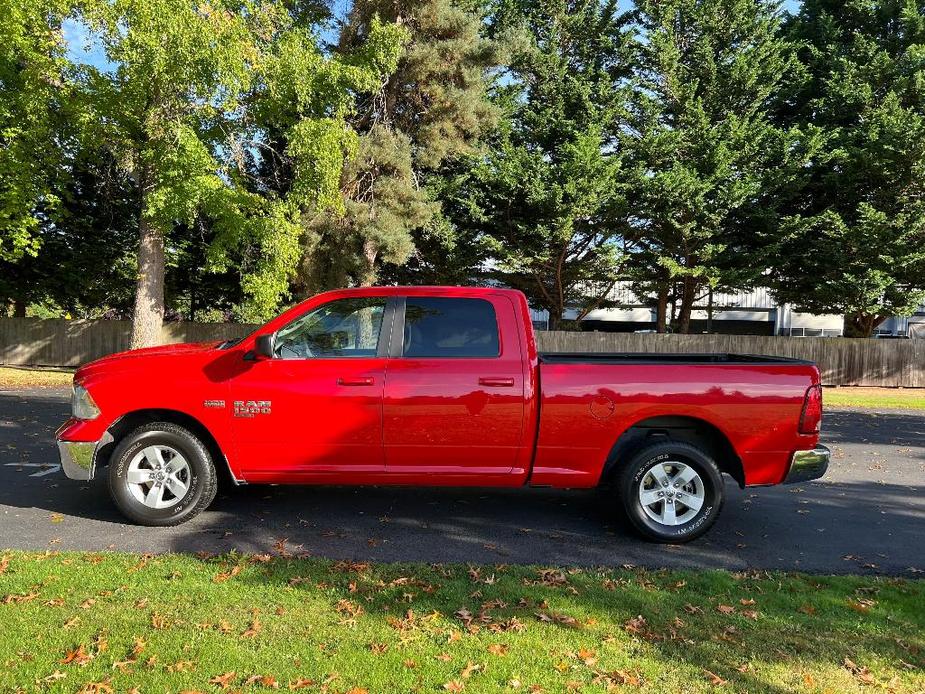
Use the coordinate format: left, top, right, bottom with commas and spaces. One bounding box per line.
213, 565, 242, 583
244, 674, 279, 688
844, 657, 876, 685
62, 645, 93, 666
716, 605, 735, 615
77, 679, 113, 694
209, 672, 236, 689
287, 679, 314, 690
460, 662, 482, 678
241, 612, 261, 638
487, 644, 509, 656
703, 669, 727, 686
443, 681, 465, 692
576, 648, 596, 666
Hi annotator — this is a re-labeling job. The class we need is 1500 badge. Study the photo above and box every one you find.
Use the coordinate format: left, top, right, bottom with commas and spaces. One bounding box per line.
233, 400, 272, 417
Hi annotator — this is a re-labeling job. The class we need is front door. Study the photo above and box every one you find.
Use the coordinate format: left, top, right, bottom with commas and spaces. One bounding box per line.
231, 296, 390, 478
383, 295, 526, 475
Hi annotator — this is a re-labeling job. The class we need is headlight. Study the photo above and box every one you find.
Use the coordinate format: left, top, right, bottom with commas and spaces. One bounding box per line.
71, 384, 101, 420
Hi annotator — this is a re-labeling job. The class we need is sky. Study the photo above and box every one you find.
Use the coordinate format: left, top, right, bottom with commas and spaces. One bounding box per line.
62, 0, 804, 72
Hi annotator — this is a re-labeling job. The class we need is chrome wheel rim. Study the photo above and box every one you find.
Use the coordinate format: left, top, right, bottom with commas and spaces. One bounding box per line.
638, 460, 705, 526
126, 445, 191, 509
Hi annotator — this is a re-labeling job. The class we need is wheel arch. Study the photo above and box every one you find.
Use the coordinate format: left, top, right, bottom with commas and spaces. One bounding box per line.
96, 408, 242, 485
601, 414, 744, 488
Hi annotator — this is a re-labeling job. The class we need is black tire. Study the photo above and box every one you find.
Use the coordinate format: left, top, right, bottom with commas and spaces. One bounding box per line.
616, 441, 724, 543
108, 422, 218, 526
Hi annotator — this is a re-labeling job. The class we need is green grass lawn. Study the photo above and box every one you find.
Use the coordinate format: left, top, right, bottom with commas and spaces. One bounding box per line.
0, 552, 922, 693
0, 367, 73, 388
825, 387, 925, 411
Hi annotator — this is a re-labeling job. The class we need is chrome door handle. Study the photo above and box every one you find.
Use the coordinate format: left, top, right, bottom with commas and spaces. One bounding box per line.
338, 376, 375, 386
478, 377, 515, 387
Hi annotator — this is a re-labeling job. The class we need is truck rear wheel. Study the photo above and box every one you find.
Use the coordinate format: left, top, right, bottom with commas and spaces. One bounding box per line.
617, 441, 724, 543
108, 422, 218, 526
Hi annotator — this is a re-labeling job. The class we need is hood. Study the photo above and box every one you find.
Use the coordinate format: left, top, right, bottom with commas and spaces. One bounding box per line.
76, 341, 220, 380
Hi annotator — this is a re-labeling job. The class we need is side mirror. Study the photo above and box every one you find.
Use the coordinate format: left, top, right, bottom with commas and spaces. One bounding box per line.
253, 334, 275, 360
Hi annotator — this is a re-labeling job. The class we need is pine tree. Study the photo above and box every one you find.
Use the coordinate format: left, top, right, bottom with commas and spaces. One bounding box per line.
446, 0, 634, 328
770, 0, 925, 337
301, 0, 500, 291
626, 0, 816, 333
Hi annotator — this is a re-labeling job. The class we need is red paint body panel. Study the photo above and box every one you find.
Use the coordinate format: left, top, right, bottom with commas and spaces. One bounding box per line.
532, 363, 819, 487
59, 286, 821, 489
382, 293, 531, 477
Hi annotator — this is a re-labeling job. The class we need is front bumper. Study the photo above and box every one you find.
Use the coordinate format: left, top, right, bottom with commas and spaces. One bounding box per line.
57, 432, 113, 481
784, 445, 830, 484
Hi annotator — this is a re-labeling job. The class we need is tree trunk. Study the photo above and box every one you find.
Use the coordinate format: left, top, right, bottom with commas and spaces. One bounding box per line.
844, 312, 883, 338
655, 284, 668, 333
676, 277, 696, 334
131, 214, 166, 349
12, 299, 26, 318
360, 238, 378, 286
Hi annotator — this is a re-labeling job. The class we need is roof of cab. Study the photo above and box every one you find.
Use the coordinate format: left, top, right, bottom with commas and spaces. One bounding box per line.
314, 285, 523, 298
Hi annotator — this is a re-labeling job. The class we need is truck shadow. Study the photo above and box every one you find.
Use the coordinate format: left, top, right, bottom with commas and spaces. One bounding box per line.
159, 474, 924, 575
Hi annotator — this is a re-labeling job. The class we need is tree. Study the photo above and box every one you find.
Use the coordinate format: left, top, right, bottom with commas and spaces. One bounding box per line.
71, 0, 405, 346
0, 0, 73, 270
0, 147, 138, 318
444, 0, 633, 328
626, 0, 818, 333
770, 0, 925, 337
300, 0, 500, 292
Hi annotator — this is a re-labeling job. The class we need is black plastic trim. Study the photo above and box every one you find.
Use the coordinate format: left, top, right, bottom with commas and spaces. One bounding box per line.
539, 352, 814, 366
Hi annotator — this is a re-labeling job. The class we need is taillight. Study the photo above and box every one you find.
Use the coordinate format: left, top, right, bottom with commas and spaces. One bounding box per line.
799, 384, 822, 434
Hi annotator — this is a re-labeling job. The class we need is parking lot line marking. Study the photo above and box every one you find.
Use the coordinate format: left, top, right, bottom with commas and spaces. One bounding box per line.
4, 463, 61, 477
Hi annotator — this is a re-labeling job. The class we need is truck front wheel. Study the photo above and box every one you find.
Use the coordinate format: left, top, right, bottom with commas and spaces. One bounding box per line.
108, 422, 218, 526
617, 441, 724, 543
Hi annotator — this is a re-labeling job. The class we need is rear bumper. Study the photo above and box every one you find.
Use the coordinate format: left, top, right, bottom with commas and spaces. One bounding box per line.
57, 432, 113, 481
783, 445, 830, 484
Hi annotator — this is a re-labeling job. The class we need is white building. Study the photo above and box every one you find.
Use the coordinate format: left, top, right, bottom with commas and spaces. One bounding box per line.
530, 282, 925, 336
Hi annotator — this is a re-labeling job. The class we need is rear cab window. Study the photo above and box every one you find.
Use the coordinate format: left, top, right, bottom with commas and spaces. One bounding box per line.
402, 297, 500, 358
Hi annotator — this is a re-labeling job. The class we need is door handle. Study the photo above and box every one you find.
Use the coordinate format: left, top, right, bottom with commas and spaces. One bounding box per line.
478, 377, 515, 387
338, 376, 375, 386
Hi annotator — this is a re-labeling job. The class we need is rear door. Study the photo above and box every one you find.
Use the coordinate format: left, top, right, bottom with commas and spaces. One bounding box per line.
382, 295, 526, 475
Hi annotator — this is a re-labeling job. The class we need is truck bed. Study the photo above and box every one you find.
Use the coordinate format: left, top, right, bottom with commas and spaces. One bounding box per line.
539, 352, 812, 365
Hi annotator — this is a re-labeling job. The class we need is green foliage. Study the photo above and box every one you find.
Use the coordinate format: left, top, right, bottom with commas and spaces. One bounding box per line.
67, 0, 407, 324
624, 0, 818, 332
771, 0, 925, 336
4, 0, 925, 333
440, 0, 632, 327
0, 0, 72, 261
308, 0, 499, 291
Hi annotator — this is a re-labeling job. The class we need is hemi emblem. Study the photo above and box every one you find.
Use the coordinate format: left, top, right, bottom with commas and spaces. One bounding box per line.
203, 400, 226, 409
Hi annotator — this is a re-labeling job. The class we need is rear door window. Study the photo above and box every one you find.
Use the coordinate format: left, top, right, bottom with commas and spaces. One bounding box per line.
402, 298, 500, 358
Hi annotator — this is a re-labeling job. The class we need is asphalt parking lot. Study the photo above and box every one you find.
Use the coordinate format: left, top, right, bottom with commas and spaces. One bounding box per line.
1, 387, 923, 575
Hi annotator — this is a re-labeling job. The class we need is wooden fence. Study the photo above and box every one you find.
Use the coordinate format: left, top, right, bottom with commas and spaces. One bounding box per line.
1, 317, 923, 387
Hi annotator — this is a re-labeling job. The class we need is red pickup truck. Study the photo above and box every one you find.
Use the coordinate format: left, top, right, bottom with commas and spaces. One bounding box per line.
56, 286, 828, 542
